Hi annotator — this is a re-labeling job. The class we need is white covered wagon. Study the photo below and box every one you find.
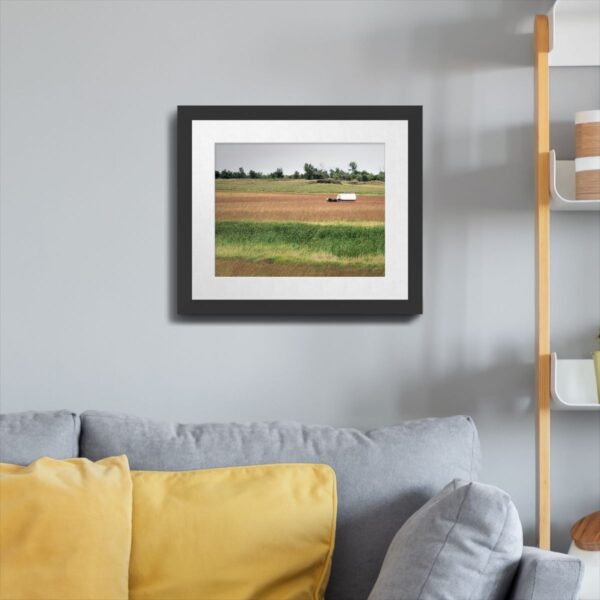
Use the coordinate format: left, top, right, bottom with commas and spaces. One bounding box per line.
327, 193, 357, 202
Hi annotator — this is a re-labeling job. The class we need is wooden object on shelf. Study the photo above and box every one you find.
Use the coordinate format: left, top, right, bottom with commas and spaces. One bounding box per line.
576, 111, 600, 158
576, 126, 600, 157
576, 110, 600, 199
576, 167, 600, 200
571, 511, 600, 551
534, 13, 551, 551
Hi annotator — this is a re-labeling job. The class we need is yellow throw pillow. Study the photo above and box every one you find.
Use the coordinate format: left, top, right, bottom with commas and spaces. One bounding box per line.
130, 463, 337, 600
0, 456, 132, 600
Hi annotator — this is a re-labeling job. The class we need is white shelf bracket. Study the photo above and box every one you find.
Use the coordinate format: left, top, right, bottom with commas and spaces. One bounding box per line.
549, 151, 600, 211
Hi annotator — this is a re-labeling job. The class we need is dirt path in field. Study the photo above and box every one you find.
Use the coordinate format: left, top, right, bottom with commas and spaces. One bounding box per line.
216, 258, 385, 277
216, 192, 384, 223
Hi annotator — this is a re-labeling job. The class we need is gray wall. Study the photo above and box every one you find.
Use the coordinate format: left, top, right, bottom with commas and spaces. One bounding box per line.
1, 0, 598, 551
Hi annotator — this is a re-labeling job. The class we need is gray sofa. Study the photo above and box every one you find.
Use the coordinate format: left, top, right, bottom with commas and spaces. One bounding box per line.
0, 410, 583, 600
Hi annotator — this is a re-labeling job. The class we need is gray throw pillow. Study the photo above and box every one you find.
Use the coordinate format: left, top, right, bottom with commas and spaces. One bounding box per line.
0, 410, 80, 465
368, 479, 523, 600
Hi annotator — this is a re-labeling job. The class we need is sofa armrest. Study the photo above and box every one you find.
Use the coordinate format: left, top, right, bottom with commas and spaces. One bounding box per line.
507, 546, 583, 600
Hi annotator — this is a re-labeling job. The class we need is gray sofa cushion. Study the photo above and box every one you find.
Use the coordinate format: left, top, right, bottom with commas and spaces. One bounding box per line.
80, 411, 481, 600
368, 479, 523, 600
0, 410, 80, 465
507, 546, 583, 600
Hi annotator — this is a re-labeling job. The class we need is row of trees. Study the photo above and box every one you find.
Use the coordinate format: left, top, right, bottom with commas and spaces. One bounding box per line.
215, 162, 385, 182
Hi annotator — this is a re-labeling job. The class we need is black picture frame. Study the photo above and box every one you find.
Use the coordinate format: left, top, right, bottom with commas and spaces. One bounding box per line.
178, 106, 422, 317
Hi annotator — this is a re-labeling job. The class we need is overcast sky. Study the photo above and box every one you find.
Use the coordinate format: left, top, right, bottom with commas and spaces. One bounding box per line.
215, 143, 384, 174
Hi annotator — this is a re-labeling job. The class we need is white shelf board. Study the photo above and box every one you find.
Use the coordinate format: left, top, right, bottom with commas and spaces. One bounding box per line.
551, 353, 600, 410
549, 151, 600, 211
548, 0, 600, 66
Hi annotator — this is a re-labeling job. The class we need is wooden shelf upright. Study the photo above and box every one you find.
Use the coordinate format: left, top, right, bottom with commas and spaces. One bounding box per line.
534, 14, 551, 551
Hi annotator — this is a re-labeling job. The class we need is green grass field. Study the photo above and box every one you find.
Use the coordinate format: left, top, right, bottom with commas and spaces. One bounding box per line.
216, 221, 384, 276
215, 178, 385, 196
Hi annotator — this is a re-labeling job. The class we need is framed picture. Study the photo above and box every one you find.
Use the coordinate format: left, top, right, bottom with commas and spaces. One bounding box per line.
178, 106, 422, 317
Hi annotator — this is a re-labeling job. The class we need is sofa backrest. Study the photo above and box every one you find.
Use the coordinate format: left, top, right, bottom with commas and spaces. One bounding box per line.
0, 410, 80, 465
80, 411, 481, 600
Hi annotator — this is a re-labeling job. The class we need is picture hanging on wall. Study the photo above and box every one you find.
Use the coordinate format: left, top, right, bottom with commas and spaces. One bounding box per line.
177, 106, 422, 316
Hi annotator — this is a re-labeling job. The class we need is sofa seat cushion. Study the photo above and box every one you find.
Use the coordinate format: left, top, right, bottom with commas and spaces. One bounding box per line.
507, 546, 583, 600
81, 411, 481, 600
129, 463, 337, 600
0, 455, 132, 600
368, 479, 523, 600
0, 410, 80, 465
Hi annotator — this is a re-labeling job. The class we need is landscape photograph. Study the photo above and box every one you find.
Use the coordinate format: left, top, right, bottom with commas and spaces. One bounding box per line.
215, 143, 385, 277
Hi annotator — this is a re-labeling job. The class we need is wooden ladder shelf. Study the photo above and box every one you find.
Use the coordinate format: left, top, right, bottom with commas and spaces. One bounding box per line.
534, 1, 600, 550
